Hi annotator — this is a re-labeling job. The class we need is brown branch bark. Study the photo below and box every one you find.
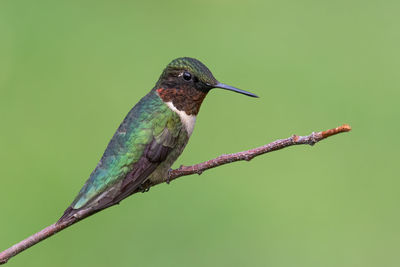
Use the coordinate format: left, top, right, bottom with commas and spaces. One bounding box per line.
0, 124, 351, 265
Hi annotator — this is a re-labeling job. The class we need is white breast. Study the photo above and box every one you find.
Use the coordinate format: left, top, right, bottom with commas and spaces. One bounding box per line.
165, 101, 197, 136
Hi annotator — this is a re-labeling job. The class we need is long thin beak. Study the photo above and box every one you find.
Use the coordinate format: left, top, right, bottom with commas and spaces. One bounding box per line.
214, 83, 259, 98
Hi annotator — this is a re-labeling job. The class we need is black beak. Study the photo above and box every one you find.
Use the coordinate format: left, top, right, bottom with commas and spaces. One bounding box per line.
214, 83, 259, 98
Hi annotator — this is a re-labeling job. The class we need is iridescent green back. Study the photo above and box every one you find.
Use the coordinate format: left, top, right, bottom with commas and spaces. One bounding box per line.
71, 91, 181, 209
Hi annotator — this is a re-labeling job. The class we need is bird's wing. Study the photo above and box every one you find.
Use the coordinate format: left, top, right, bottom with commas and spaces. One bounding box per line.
98, 126, 180, 208
59, 92, 182, 221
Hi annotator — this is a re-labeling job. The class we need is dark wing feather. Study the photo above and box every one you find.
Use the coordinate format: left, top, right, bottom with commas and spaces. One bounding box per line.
58, 91, 184, 223
59, 128, 178, 222
113, 138, 173, 203
94, 133, 174, 209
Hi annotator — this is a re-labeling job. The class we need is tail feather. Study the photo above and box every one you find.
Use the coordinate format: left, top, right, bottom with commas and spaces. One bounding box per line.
57, 206, 77, 223
57, 199, 120, 224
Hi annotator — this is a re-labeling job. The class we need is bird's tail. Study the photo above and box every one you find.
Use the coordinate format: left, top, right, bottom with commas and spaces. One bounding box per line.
57, 206, 77, 223
57, 200, 118, 224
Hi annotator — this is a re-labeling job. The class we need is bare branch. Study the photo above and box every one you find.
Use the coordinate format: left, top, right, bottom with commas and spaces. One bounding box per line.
0, 124, 351, 265
164, 124, 351, 182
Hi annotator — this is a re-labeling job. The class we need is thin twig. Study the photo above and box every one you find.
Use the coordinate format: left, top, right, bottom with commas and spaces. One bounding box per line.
0, 124, 351, 265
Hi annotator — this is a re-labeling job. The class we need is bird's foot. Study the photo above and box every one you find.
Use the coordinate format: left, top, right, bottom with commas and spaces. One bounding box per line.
166, 168, 174, 184
139, 184, 150, 193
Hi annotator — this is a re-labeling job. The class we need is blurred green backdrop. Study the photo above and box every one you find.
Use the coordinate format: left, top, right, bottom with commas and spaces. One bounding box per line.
0, 0, 399, 266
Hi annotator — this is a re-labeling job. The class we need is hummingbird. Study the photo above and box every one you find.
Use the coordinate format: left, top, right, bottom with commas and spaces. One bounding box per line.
59, 57, 258, 222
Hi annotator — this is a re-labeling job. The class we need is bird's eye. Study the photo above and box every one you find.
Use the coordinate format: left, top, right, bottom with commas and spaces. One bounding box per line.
182, 71, 192, 81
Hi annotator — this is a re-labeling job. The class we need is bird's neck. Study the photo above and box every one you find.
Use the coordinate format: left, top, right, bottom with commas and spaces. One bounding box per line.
155, 86, 207, 116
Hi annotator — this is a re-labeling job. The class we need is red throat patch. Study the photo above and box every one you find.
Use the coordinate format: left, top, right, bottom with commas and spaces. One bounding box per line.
156, 87, 207, 116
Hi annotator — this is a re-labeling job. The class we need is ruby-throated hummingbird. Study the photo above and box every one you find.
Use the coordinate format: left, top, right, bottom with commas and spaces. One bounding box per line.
59, 57, 258, 222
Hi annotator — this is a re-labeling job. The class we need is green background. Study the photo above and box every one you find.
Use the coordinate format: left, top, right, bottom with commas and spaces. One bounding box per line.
0, 0, 399, 266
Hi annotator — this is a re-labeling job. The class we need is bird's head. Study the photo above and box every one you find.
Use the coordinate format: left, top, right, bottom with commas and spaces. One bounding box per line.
155, 57, 258, 115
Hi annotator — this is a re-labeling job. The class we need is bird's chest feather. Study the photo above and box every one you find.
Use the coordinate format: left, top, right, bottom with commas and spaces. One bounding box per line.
165, 101, 196, 137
